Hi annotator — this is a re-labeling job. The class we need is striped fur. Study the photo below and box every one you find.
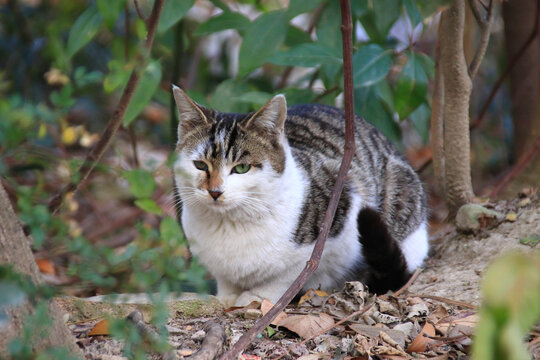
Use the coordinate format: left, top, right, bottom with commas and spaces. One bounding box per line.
172, 87, 428, 306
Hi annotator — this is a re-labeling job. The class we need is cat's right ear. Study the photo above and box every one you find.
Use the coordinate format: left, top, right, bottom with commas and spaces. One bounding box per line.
172, 85, 209, 137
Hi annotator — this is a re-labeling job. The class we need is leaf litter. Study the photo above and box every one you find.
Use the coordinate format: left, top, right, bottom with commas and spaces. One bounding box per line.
58, 192, 540, 359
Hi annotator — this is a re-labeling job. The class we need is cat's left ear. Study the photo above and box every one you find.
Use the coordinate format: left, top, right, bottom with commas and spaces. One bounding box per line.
244, 95, 287, 134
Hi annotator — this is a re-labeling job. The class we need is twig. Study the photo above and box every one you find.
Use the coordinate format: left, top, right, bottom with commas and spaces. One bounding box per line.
467, 0, 494, 79
128, 124, 140, 167
217, 1, 356, 358
133, 0, 149, 24
126, 310, 176, 360
393, 267, 423, 297
48, 0, 165, 214
408, 294, 476, 309
187, 321, 226, 360
471, 0, 540, 130
312, 85, 339, 103
490, 133, 540, 197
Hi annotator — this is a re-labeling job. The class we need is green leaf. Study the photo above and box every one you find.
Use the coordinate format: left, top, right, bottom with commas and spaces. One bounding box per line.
0, 282, 26, 308
284, 25, 313, 47
415, 52, 435, 79
409, 103, 431, 144
234, 92, 272, 106
209, 79, 251, 113
97, 0, 126, 29
104, 60, 131, 93
269, 43, 341, 67
157, 0, 194, 34
238, 10, 288, 76
394, 52, 428, 120
355, 85, 401, 147
160, 217, 184, 246
123, 169, 156, 199
403, 0, 423, 27
135, 199, 163, 215
122, 60, 162, 126
372, 0, 402, 37
353, 44, 392, 88
66, 5, 103, 58
286, 0, 324, 19
316, 0, 342, 55
281, 88, 318, 105
195, 11, 251, 35
520, 235, 540, 247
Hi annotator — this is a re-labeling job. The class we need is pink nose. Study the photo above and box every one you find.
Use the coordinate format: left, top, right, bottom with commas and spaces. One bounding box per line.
208, 190, 223, 200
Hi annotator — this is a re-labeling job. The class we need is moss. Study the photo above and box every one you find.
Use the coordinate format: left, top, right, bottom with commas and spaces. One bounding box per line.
173, 298, 224, 318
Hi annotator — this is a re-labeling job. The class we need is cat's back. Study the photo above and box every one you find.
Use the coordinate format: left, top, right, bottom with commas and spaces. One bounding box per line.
285, 103, 398, 166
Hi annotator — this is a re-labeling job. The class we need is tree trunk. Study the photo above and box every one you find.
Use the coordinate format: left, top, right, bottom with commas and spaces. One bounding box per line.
439, 0, 475, 213
0, 183, 81, 358
502, 0, 540, 160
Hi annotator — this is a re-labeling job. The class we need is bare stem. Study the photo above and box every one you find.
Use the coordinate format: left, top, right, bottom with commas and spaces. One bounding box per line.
48, 0, 166, 213
468, 0, 494, 79
217, 1, 356, 358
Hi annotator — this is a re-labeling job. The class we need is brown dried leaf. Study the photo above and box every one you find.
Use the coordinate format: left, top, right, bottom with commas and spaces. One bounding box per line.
277, 313, 335, 339
88, 319, 109, 336
260, 299, 288, 326
435, 313, 478, 337
35, 258, 55, 275
406, 322, 435, 354
299, 289, 329, 305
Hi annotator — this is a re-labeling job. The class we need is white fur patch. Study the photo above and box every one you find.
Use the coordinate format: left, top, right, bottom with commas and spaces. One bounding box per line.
400, 222, 429, 272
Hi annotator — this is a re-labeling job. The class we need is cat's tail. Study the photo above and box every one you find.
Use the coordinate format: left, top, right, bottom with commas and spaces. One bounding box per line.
357, 207, 411, 294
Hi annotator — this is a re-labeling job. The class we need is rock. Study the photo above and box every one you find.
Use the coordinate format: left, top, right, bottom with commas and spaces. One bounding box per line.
455, 204, 504, 233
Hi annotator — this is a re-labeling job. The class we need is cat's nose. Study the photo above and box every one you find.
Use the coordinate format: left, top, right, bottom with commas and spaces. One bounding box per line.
208, 190, 223, 201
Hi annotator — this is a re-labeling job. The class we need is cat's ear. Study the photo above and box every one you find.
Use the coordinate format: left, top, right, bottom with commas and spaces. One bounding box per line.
244, 95, 287, 133
172, 85, 209, 137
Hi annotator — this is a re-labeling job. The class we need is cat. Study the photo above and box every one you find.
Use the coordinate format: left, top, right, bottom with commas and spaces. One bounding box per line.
172, 86, 428, 307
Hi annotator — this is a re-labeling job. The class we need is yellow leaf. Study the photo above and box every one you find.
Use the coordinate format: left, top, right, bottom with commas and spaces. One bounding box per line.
298, 288, 330, 304
38, 123, 47, 138
88, 319, 110, 336
505, 212, 517, 222
61, 126, 78, 146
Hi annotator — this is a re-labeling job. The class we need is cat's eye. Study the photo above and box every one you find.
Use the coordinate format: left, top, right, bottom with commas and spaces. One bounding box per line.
232, 164, 251, 174
193, 160, 208, 171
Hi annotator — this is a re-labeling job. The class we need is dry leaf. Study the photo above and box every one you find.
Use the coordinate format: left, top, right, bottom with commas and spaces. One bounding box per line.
35, 258, 55, 275
239, 355, 261, 360
506, 212, 518, 222
299, 289, 330, 305
435, 313, 478, 338
277, 313, 335, 339
406, 322, 435, 354
260, 299, 288, 326
349, 324, 406, 349
88, 319, 110, 336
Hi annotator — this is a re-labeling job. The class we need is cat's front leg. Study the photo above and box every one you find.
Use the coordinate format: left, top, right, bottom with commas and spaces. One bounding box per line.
215, 277, 242, 308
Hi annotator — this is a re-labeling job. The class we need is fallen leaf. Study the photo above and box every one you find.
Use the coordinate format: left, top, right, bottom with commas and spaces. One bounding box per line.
239, 355, 261, 360
435, 313, 478, 337
277, 313, 334, 339
260, 299, 288, 326
349, 324, 406, 349
505, 212, 518, 222
520, 235, 540, 247
35, 258, 55, 275
88, 319, 109, 336
407, 322, 435, 354
299, 288, 330, 305
297, 355, 323, 360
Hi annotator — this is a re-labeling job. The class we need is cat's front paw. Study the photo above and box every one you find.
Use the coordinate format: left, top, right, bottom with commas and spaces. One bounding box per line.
234, 291, 264, 306
217, 294, 239, 308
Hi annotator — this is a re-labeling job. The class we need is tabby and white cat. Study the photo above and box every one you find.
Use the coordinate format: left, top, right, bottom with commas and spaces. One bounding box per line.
172, 86, 428, 307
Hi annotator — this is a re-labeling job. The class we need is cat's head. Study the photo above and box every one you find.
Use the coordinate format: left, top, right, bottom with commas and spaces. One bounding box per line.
172, 86, 288, 213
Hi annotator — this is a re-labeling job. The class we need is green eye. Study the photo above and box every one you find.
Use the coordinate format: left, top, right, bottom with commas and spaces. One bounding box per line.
193, 161, 208, 171
232, 164, 251, 174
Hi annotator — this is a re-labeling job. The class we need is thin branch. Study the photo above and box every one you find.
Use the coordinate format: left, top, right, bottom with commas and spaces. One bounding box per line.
133, 0, 149, 24
490, 133, 540, 197
217, 1, 356, 358
468, 0, 494, 79
393, 267, 423, 297
48, 0, 165, 213
471, 0, 540, 130
126, 310, 176, 360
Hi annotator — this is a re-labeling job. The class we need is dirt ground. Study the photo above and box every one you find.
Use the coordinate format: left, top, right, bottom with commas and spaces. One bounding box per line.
57, 192, 540, 360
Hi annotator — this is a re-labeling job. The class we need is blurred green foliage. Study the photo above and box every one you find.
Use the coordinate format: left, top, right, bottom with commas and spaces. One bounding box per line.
472, 252, 540, 360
